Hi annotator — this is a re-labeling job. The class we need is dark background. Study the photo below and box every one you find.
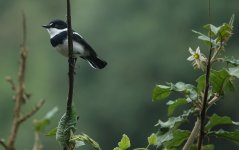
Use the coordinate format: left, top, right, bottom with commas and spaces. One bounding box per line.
0, 1, 239, 149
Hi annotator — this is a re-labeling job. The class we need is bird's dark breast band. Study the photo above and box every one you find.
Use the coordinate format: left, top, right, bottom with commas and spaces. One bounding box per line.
50, 31, 67, 47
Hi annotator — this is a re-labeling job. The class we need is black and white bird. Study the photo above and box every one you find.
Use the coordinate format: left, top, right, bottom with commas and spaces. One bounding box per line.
42, 19, 107, 69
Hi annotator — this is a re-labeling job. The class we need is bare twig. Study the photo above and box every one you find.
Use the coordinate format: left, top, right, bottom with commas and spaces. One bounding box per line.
5, 77, 16, 92
32, 132, 42, 150
0, 140, 7, 149
207, 94, 220, 109
6, 12, 28, 150
18, 99, 45, 124
5, 12, 44, 150
183, 118, 201, 150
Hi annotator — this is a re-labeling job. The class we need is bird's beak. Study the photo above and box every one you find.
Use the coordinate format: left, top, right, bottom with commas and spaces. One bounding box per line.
42, 25, 51, 28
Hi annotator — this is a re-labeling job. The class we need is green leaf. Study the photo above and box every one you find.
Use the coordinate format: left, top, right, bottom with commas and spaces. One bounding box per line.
152, 85, 171, 101
167, 98, 188, 116
192, 30, 216, 46
134, 148, 149, 150
171, 82, 198, 100
46, 127, 57, 136
223, 57, 239, 66
205, 114, 239, 131
216, 23, 233, 43
196, 69, 235, 94
155, 117, 184, 129
163, 130, 190, 148
33, 107, 59, 132
204, 24, 220, 36
44, 107, 59, 119
155, 110, 192, 130
147, 133, 157, 145
209, 129, 239, 144
70, 133, 101, 150
56, 108, 78, 148
117, 134, 131, 150
156, 130, 173, 147
229, 14, 235, 26
152, 82, 197, 102
228, 67, 239, 78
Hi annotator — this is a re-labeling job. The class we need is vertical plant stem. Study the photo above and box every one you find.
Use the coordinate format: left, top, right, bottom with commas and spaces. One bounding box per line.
66, 0, 75, 111
197, 0, 212, 149
7, 12, 27, 150
182, 119, 201, 150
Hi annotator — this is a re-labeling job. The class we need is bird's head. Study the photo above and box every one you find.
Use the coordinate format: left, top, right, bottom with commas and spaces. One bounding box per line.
42, 19, 67, 38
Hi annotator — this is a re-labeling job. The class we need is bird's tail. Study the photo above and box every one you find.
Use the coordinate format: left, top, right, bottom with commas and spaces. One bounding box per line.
86, 56, 107, 69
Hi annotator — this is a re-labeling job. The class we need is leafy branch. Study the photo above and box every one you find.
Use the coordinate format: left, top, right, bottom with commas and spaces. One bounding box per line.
150, 15, 238, 150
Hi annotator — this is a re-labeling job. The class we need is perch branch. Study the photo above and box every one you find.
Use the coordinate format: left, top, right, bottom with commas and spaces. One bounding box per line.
197, 0, 212, 149
66, 0, 75, 111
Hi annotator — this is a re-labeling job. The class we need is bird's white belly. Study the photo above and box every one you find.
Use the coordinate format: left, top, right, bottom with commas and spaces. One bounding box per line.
56, 40, 87, 57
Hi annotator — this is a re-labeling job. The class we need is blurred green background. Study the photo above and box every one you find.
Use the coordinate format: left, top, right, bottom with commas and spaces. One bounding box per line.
0, 0, 239, 149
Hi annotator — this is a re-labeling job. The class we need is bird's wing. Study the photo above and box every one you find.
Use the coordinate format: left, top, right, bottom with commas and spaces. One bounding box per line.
72, 32, 97, 56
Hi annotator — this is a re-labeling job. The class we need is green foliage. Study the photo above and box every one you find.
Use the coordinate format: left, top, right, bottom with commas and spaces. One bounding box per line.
152, 85, 171, 101
56, 108, 78, 148
163, 130, 190, 149
196, 69, 235, 95
147, 133, 157, 145
205, 114, 239, 131
150, 15, 239, 149
209, 129, 239, 144
33, 107, 58, 132
114, 134, 131, 150
167, 98, 188, 116
223, 57, 239, 66
70, 133, 101, 150
46, 127, 57, 136
153, 82, 197, 102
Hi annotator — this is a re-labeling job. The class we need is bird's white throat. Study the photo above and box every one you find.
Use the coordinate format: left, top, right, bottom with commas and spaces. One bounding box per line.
47, 28, 67, 38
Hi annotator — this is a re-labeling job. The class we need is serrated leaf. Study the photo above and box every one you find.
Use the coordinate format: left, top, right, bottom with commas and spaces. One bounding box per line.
163, 130, 190, 148
117, 134, 131, 150
205, 114, 239, 131
56, 108, 78, 148
46, 127, 57, 136
228, 67, 239, 78
209, 129, 239, 144
167, 98, 188, 116
148, 133, 157, 145
152, 85, 171, 101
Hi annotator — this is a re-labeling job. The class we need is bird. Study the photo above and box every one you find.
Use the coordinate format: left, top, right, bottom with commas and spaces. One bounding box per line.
42, 19, 107, 69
